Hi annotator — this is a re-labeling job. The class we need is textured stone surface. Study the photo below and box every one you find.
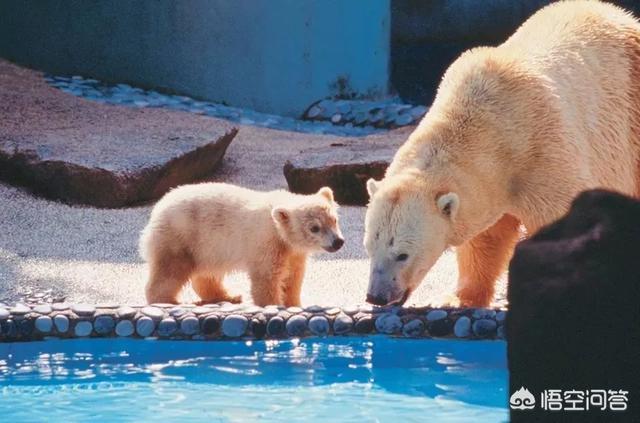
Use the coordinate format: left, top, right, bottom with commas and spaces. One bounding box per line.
141, 306, 164, 320
267, 316, 285, 337
222, 315, 248, 338
308, 315, 330, 336
286, 315, 308, 337
135, 316, 155, 337
115, 320, 134, 337
454, 316, 471, 338
116, 306, 137, 319
0, 60, 238, 207
375, 313, 402, 334
33, 304, 53, 314
53, 314, 69, 333
180, 316, 200, 336
426, 309, 447, 321
157, 318, 177, 337
333, 314, 354, 335
402, 319, 424, 337
74, 321, 92, 337
508, 190, 640, 422
0, 308, 9, 320
35, 315, 53, 333
71, 304, 96, 316
427, 318, 453, 337
201, 315, 220, 335
283, 143, 395, 205
94, 315, 115, 335
472, 319, 497, 337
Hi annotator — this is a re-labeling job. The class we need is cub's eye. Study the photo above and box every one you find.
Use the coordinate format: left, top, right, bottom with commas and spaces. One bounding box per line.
396, 253, 409, 262
310, 225, 320, 233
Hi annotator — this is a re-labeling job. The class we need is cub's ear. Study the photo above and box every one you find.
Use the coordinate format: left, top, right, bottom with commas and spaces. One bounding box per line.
317, 187, 334, 202
367, 178, 380, 196
271, 207, 290, 225
436, 192, 459, 219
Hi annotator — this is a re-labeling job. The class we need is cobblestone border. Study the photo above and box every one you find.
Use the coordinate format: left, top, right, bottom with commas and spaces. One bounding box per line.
0, 302, 506, 342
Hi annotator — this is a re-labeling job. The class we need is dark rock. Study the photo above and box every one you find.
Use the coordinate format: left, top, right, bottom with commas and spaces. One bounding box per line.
402, 318, 424, 337
308, 315, 330, 336
1, 319, 16, 337
283, 143, 395, 205
285, 315, 308, 337
18, 318, 34, 336
93, 315, 115, 335
472, 319, 497, 338
201, 315, 220, 335
157, 318, 178, 337
266, 316, 285, 337
0, 60, 238, 208
508, 190, 640, 422
427, 318, 453, 337
250, 317, 267, 339
333, 314, 354, 334
355, 316, 374, 334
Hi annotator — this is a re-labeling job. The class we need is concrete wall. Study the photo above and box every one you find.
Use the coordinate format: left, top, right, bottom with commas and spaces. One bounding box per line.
0, 0, 390, 117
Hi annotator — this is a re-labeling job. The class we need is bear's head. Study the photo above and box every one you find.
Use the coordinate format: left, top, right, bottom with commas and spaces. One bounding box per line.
271, 187, 344, 253
363, 172, 464, 306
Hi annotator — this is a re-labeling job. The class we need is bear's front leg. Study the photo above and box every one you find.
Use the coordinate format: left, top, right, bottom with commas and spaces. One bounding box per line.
248, 254, 286, 306
456, 214, 521, 307
281, 253, 307, 307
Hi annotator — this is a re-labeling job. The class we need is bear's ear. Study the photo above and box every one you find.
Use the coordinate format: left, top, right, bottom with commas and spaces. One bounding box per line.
367, 178, 380, 196
271, 207, 290, 225
436, 192, 459, 219
317, 187, 334, 202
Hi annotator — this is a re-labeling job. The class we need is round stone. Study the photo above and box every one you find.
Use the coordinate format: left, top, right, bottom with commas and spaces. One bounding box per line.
52, 303, 70, 311
359, 304, 373, 313
250, 318, 266, 339
96, 303, 120, 309
117, 306, 137, 319
157, 318, 178, 337
375, 313, 402, 334
0, 308, 9, 320
410, 105, 428, 118
54, 314, 69, 333
115, 320, 134, 337
342, 305, 359, 316
496, 311, 507, 323
333, 314, 353, 335
35, 316, 53, 333
201, 315, 220, 335
306, 105, 322, 119
308, 316, 330, 336
497, 325, 506, 339
222, 315, 248, 338
472, 319, 498, 338
304, 305, 324, 313
94, 315, 115, 335
266, 316, 285, 337
324, 307, 341, 316
74, 321, 93, 337
472, 308, 497, 320
263, 307, 280, 318
18, 319, 34, 336
427, 319, 453, 337
355, 316, 374, 334
72, 304, 96, 316
141, 306, 164, 320
169, 307, 188, 318
426, 309, 448, 322
402, 319, 424, 337
33, 304, 53, 315
394, 113, 414, 126
191, 307, 211, 315
286, 315, 308, 337
454, 316, 472, 338
136, 316, 155, 337
180, 316, 200, 336
243, 306, 263, 314
10, 303, 30, 315
286, 306, 303, 314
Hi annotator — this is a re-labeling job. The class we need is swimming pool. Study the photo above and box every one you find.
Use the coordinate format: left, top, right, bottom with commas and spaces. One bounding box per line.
0, 337, 508, 421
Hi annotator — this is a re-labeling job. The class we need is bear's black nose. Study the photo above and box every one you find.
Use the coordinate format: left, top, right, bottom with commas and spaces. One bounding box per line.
366, 293, 387, 306
332, 238, 344, 251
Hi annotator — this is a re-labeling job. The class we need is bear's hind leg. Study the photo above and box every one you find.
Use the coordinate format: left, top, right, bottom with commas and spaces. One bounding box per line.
281, 254, 307, 307
145, 250, 194, 304
456, 214, 521, 307
191, 274, 242, 305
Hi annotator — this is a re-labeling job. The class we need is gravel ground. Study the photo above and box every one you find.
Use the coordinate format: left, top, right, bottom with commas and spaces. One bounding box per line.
0, 122, 507, 307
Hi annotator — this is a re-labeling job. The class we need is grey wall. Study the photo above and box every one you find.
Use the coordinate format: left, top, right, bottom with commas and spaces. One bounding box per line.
0, 0, 390, 117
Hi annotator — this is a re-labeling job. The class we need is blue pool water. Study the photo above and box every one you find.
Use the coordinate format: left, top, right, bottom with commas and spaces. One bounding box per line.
0, 337, 508, 422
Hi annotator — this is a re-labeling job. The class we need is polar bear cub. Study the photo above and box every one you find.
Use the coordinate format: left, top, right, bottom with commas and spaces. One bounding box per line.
140, 183, 344, 307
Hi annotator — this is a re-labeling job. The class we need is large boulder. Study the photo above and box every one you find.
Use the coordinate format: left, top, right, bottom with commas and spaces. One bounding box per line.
507, 189, 640, 422
0, 59, 237, 208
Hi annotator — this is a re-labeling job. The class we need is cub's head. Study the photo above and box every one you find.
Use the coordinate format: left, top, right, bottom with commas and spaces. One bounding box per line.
272, 187, 344, 253
363, 174, 459, 306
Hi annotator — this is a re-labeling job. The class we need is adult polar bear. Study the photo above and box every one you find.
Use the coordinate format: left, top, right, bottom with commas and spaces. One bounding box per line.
364, 1, 640, 307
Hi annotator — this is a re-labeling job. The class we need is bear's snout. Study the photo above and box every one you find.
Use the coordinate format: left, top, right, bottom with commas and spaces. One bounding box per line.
324, 237, 344, 252
366, 293, 388, 306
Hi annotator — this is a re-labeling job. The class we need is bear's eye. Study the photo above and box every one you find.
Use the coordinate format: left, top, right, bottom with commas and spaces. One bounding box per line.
310, 225, 320, 233
396, 253, 409, 262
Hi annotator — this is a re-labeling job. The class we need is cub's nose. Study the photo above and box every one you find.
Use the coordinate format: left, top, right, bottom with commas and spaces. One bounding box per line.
332, 237, 344, 251
366, 293, 387, 306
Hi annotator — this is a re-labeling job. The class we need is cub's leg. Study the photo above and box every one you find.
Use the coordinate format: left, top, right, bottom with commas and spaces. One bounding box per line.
191, 274, 242, 304
145, 250, 194, 304
456, 214, 521, 307
248, 253, 286, 306
281, 253, 307, 307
